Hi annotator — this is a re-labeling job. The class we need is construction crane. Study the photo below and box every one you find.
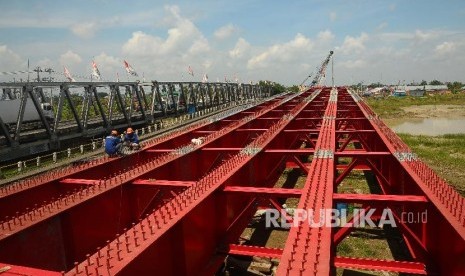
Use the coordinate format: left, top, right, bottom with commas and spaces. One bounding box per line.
300, 51, 334, 91
311, 50, 334, 87
299, 72, 313, 87
298, 72, 313, 92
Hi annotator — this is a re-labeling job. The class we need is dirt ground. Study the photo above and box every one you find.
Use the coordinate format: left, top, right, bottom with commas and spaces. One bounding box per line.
400, 104, 465, 118
383, 104, 465, 127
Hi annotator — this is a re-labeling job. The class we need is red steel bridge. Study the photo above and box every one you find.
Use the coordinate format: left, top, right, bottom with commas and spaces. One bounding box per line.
0, 87, 464, 275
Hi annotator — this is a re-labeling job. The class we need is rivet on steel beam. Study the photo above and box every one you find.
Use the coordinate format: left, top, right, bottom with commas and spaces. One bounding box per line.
134, 236, 139, 247
85, 254, 93, 266
74, 262, 80, 274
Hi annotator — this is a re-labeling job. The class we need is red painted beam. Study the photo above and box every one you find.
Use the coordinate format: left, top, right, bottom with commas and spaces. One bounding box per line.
0, 262, 61, 276
59, 178, 100, 185
277, 88, 338, 275
201, 147, 242, 152
285, 161, 311, 169
192, 130, 216, 134
283, 129, 320, 133
264, 149, 315, 154
145, 149, 175, 153
336, 164, 370, 171
223, 186, 302, 198
336, 129, 376, 134
235, 128, 268, 132
336, 117, 367, 120
334, 256, 427, 274
333, 193, 428, 203
132, 179, 195, 188
225, 244, 283, 259
334, 151, 391, 157
256, 117, 282, 120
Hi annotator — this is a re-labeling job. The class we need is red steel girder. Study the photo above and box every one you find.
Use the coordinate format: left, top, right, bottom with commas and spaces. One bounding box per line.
225, 244, 283, 259
223, 186, 302, 198
334, 256, 427, 274
277, 87, 338, 275
132, 179, 195, 188
333, 193, 428, 204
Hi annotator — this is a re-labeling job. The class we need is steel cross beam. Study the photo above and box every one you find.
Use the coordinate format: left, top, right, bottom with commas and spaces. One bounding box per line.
277, 87, 338, 275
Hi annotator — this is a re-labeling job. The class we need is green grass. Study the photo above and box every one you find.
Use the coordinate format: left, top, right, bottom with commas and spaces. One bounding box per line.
398, 133, 465, 196
366, 93, 465, 118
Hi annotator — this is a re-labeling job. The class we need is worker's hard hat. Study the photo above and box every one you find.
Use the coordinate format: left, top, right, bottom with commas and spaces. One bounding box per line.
127, 127, 134, 134
111, 130, 118, 135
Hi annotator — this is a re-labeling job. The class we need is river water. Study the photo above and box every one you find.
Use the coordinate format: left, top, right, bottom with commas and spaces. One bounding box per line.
389, 117, 465, 135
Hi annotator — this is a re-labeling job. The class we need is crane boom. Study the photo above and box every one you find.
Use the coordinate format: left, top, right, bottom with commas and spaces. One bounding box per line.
299, 73, 313, 87
299, 51, 334, 91
311, 50, 334, 86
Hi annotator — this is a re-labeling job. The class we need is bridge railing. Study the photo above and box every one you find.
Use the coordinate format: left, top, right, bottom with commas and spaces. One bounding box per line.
0, 81, 268, 161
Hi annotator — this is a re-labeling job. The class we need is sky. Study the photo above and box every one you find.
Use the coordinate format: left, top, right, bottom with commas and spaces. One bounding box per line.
1, 0, 465, 86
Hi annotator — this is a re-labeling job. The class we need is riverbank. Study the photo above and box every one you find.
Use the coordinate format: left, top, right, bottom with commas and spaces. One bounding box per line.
366, 94, 465, 196
366, 92, 465, 119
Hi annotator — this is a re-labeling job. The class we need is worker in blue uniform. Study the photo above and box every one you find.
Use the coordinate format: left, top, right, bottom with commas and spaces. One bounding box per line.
124, 127, 140, 150
105, 130, 123, 156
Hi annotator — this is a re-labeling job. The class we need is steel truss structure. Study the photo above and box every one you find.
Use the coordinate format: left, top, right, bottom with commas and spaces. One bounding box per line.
0, 81, 263, 161
0, 87, 464, 275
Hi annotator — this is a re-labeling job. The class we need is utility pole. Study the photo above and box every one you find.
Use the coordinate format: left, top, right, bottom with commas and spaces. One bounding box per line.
33, 66, 43, 82
43, 68, 55, 104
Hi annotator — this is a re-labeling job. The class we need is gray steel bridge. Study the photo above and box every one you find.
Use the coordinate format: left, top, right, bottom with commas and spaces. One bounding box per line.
0, 81, 265, 161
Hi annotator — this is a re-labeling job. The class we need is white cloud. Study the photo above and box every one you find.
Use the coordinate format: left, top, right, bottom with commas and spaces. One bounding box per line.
330, 12, 337, 22
71, 22, 99, 39
317, 30, 335, 42
37, 58, 54, 68
189, 38, 210, 54
59, 50, 82, 66
229, 38, 251, 59
247, 33, 313, 69
119, 5, 215, 80
389, 3, 396, 11
414, 30, 437, 42
94, 52, 119, 69
338, 33, 369, 54
377, 22, 388, 30
122, 5, 209, 57
214, 24, 238, 39
340, 59, 367, 69
435, 41, 456, 55
0, 45, 23, 69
